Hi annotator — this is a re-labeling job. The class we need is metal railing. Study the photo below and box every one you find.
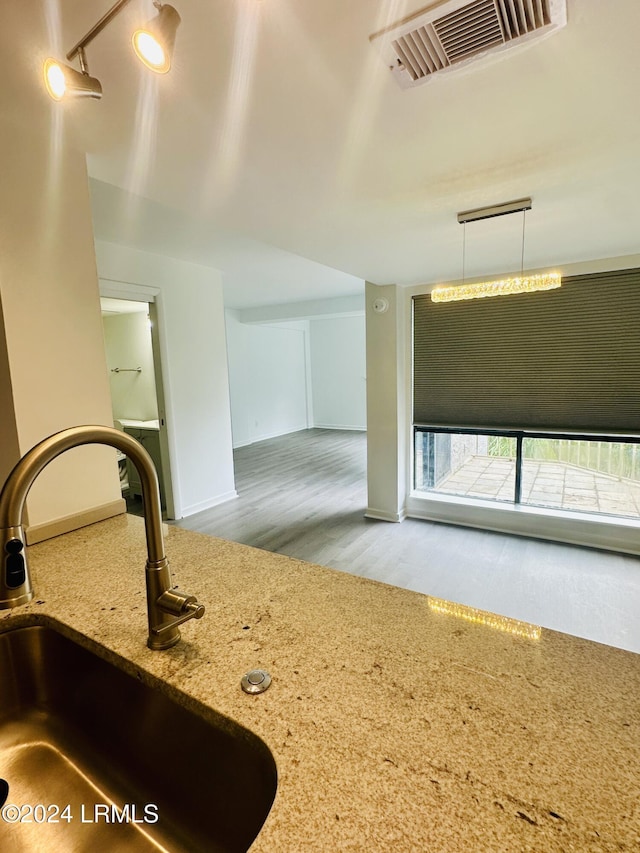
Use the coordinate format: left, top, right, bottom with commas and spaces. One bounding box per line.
414, 426, 640, 505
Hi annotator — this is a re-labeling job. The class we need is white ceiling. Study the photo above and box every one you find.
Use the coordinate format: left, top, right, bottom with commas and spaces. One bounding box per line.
6, 0, 640, 308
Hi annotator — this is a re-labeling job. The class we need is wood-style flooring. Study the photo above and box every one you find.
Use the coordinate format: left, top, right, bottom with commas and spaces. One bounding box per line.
173, 429, 640, 654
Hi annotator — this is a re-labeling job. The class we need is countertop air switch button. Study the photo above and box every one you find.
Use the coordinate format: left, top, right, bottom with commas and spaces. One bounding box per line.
241, 669, 272, 694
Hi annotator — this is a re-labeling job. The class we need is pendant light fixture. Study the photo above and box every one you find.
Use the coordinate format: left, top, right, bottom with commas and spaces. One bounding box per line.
43, 0, 181, 102
431, 198, 562, 303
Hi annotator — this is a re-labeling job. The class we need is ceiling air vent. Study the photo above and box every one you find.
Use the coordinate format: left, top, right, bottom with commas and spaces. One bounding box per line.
370, 0, 567, 88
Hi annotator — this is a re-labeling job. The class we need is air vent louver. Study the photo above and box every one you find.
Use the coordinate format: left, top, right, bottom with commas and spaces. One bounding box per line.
371, 0, 566, 88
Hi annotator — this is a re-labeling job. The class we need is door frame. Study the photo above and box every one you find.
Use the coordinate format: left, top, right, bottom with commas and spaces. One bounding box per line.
99, 277, 179, 519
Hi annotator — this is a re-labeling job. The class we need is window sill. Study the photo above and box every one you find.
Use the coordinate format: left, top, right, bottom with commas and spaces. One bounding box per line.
406, 491, 640, 556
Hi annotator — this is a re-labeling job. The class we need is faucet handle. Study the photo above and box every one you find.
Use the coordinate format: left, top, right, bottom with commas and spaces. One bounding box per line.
182, 600, 206, 620
151, 589, 205, 636
156, 588, 203, 616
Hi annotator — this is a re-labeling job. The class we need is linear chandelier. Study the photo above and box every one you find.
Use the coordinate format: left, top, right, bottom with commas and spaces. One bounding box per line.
431, 272, 562, 303
43, 0, 181, 102
431, 198, 562, 303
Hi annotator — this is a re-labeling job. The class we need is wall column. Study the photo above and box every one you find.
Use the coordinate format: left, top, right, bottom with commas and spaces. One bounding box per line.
0, 119, 123, 541
365, 282, 407, 522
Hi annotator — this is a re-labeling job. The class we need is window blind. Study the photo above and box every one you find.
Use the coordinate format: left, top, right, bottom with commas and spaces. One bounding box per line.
413, 268, 640, 432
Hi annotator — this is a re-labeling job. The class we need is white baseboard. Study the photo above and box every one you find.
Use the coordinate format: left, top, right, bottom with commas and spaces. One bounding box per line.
365, 507, 407, 523
232, 425, 309, 449
180, 490, 238, 518
313, 424, 367, 432
26, 499, 127, 545
232, 425, 367, 448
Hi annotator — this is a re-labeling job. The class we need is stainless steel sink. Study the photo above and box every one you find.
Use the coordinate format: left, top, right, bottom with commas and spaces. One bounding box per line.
0, 625, 277, 852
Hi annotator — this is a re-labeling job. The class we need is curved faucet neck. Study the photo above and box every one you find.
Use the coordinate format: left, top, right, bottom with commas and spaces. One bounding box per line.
0, 425, 204, 649
0, 425, 165, 564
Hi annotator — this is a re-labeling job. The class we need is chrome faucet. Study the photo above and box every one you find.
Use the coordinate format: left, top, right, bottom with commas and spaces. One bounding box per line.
0, 425, 204, 650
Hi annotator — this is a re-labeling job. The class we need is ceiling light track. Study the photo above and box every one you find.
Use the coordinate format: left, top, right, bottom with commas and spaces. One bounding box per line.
66, 0, 134, 64
43, 0, 181, 102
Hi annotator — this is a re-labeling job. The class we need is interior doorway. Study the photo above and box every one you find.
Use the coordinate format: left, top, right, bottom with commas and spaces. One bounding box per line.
100, 296, 175, 518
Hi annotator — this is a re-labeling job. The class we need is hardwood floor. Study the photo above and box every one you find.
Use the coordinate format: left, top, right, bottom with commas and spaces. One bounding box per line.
174, 429, 640, 654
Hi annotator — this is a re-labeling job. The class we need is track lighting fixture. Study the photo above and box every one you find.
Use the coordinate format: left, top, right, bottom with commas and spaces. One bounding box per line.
43, 0, 181, 102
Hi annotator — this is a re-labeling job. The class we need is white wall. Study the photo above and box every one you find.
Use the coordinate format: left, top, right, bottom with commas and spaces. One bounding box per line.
96, 241, 237, 517
0, 120, 122, 538
225, 311, 309, 447
309, 316, 366, 430
103, 311, 158, 422
225, 311, 367, 447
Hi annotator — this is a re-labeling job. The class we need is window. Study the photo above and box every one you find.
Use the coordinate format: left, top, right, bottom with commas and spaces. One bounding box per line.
411, 268, 640, 535
415, 428, 640, 521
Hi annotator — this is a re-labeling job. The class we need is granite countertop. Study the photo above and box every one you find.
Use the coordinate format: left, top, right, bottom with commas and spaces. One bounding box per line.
1, 514, 639, 851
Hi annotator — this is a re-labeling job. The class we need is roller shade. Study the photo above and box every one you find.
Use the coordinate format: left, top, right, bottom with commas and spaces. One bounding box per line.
413, 268, 640, 432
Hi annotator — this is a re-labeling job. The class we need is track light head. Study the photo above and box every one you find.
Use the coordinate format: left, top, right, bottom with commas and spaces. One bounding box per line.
43, 57, 103, 101
132, 4, 181, 73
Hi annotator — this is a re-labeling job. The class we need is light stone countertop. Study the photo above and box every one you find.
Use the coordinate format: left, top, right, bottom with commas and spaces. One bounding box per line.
1, 513, 639, 852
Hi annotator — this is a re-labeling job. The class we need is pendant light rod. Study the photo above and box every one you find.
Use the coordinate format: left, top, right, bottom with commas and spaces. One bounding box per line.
457, 197, 532, 225
66, 0, 134, 61
431, 197, 562, 303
